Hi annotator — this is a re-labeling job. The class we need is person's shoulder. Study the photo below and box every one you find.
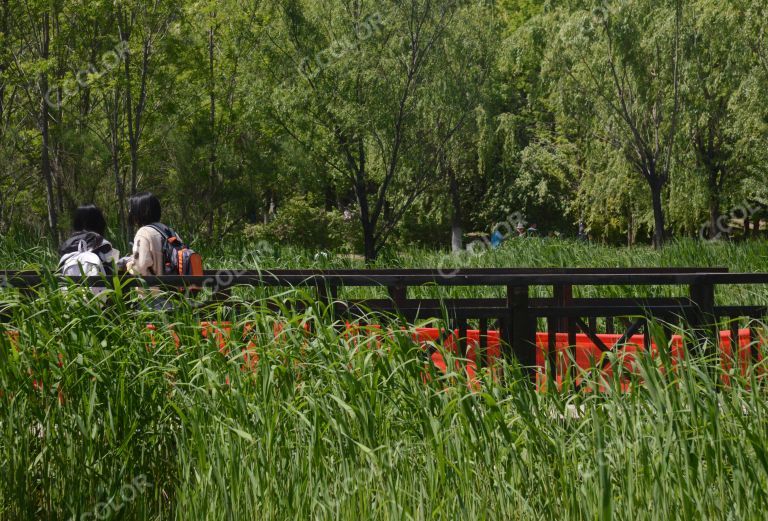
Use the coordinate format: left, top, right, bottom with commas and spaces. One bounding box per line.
132, 226, 161, 248
59, 231, 105, 255
136, 224, 164, 237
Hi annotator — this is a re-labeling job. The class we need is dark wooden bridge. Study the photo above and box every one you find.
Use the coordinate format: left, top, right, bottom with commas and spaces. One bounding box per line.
3, 267, 768, 379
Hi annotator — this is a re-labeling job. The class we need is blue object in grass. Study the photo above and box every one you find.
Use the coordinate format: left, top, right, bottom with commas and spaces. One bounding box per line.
490, 230, 504, 248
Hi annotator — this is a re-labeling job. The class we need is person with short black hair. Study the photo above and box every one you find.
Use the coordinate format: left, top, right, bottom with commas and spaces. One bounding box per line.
128, 191, 162, 227
72, 204, 107, 237
126, 192, 167, 276
58, 204, 119, 275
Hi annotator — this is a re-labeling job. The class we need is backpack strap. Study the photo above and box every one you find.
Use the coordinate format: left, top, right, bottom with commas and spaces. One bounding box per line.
57, 240, 94, 269
147, 223, 172, 240
59, 231, 108, 257
57, 251, 74, 270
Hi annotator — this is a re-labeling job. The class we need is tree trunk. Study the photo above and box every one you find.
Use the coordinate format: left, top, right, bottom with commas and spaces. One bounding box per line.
53, 11, 65, 217
128, 106, 138, 194
450, 218, 462, 253
650, 180, 665, 249
362, 219, 376, 263
708, 193, 722, 240
263, 190, 274, 224
109, 83, 127, 241
118, 18, 149, 197
449, 167, 462, 252
121, 35, 136, 194
324, 183, 336, 212
355, 173, 376, 263
112, 147, 125, 238
0, 0, 7, 131
207, 17, 217, 238
40, 11, 58, 241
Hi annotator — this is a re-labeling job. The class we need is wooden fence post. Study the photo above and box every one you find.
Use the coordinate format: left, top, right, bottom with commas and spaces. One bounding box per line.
689, 279, 717, 357
554, 284, 573, 333
508, 285, 536, 379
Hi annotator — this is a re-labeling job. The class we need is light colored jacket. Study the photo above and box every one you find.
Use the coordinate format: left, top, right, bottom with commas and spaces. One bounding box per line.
127, 225, 165, 276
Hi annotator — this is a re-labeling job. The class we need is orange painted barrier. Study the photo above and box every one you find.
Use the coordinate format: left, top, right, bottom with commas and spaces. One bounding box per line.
241, 323, 260, 371
200, 321, 233, 354
145, 323, 181, 350
718, 329, 766, 385
136, 322, 766, 391
4, 330, 20, 348
532, 332, 686, 391
2, 321, 765, 397
2, 329, 66, 403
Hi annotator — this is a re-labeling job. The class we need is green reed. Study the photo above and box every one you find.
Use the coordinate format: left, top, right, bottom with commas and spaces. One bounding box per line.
2, 237, 768, 519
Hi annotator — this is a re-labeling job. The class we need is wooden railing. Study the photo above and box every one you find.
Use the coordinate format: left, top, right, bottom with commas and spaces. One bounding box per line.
5, 267, 768, 380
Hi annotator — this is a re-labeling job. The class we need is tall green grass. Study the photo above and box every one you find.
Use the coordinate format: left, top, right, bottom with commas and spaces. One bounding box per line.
7, 236, 768, 302
7, 234, 768, 272
3, 237, 768, 519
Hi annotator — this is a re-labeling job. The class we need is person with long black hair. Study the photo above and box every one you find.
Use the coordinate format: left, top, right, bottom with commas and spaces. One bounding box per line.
58, 204, 119, 275
125, 192, 166, 276
125, 191, 202, 278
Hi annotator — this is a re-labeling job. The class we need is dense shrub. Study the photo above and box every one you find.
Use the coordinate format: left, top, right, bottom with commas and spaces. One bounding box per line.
244, 196, 361, 252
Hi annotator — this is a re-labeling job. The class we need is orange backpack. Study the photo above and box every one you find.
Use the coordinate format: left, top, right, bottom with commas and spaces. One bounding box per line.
148, 224, 203, 276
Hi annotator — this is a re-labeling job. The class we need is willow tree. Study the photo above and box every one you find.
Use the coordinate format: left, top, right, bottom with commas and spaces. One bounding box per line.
427, 2, 497, 252
269, 0, 488, 261
680, 1, 751, 239
551, 0, 683, 248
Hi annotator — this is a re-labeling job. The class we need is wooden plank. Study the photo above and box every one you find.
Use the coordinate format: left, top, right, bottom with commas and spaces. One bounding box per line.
715, 305, 768, 317
4, 267, 730, 279
534, 305, 696, 318
9, 270, 764, 290
643, 319, 652, 351
508, 285, 536, 377
554, 284, 573, 333
499, 316, 512, 362
387, 285, 407, 306
689, 281, 718, 356
575, 317, 611, 352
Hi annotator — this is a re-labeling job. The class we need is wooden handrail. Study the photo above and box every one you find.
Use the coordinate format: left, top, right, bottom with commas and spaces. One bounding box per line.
5, 266, 767, 385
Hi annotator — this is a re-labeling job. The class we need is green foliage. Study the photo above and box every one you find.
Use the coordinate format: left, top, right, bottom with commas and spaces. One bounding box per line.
1, 0, 767, 250
245, 196, 359, 252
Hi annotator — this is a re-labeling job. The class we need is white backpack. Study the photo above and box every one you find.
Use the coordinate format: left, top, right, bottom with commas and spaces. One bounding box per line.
58, 240, 106, 277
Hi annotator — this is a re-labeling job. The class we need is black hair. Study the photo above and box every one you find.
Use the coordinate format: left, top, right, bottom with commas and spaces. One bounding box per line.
128, 192, 162, 227
72, 204, 107, 236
